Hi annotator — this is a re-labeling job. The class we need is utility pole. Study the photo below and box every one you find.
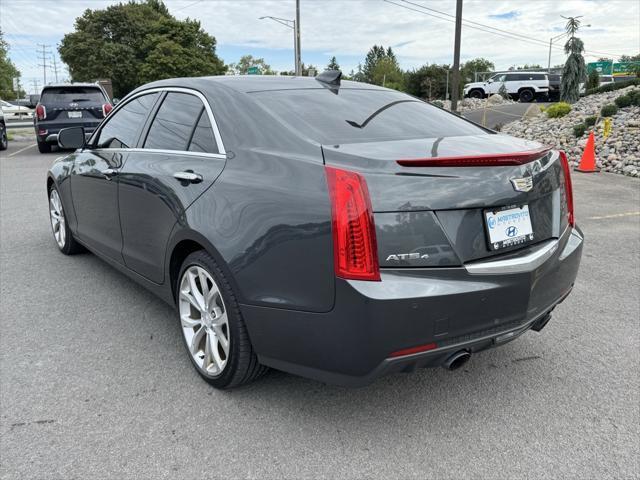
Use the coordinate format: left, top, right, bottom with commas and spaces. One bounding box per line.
295, 0, 302, 76
37, 44, 51, 86
51, 55, 60, 83
31, 79, 41, 95
450, 0, 463, 113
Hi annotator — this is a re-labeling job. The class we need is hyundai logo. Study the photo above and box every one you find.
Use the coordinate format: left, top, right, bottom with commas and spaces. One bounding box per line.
506, 226, 518, 237
487, 217, 496, 229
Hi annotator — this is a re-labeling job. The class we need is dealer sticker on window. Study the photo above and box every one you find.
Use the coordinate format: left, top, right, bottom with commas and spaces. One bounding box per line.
485, 205, 534, 251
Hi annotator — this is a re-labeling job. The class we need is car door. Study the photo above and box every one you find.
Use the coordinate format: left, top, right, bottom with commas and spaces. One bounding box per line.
118, 89, 226, 284
70, 92, 160, 262
488, 74, 505, 94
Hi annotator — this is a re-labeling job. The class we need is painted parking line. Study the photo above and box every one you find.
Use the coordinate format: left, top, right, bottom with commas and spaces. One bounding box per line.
7, 143, 37, 157
587, 211, 640, 220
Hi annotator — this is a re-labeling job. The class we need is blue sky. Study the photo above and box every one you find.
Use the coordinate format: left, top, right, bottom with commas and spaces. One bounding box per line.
1, 0, 638, 94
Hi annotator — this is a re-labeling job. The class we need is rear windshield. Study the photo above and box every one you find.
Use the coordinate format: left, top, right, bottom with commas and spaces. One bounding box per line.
251, 88, 485, 144
40, 87, 106, 104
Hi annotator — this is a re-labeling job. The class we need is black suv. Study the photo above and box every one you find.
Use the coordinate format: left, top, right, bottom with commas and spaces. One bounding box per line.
34, 83, 112, 153
547, 74, 561, 101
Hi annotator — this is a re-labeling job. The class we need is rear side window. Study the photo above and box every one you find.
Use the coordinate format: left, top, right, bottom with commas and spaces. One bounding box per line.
97, 93, 159, 149
40, 87, 106, 104
251, 89, 485, 144
188, 110, 218, 154
532, 74, 546, 80
144, 93, 203, 151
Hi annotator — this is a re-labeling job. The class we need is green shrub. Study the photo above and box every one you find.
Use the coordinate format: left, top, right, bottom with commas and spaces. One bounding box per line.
614, 94, 632, 108
600, 104, 619, 117
431, 100, 444, 108
573, 123, 586, 137
584, 115, 597, 127
628, 89, 640, 106
546, 102, 572, 118
585, 78, 640, 96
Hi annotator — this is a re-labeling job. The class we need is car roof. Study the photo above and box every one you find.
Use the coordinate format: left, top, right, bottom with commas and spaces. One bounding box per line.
137, 75, 388, 95
42, 83, 103, 89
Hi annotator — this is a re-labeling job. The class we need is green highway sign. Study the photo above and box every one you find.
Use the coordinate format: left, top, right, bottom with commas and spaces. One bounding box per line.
247, 66, 260, 75
587, 61, 640, 77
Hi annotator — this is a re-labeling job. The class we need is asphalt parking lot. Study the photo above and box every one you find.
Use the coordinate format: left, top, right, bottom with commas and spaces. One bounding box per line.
1, 138, 639, 479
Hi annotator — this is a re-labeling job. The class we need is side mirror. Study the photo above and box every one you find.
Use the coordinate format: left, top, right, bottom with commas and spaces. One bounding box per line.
112, 98, 120, 105
58, 127, 86, 150
487, 79, 494, 83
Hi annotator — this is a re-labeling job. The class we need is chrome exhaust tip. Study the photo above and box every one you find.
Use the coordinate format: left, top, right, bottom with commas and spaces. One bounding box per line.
443, 350, 471, 371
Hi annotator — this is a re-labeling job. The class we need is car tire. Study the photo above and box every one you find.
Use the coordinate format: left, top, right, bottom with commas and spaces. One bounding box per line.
0, 124, 7, 151
48, 186, 84, 255
468, 89, 484, 99
38, 140, 52, 154
519, 89, 534, 102
176, 250, 268, 389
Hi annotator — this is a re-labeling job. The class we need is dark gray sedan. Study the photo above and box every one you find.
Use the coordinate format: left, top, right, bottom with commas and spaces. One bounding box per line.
47, 72, 583, 388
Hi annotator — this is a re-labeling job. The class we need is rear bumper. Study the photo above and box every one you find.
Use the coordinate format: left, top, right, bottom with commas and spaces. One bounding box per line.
242, 226, 583, 386
35, 119, 101, 143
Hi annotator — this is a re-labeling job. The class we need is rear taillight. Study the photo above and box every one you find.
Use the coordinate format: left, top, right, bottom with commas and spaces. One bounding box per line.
102, 103, 113, 117
559, 151, 575, 227
325, 166, 380, 281
36, 104, 46, 120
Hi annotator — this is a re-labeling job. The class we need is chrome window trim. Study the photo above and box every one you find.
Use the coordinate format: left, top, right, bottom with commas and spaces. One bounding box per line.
88, 86, 226, 156
94, 147, 226, 160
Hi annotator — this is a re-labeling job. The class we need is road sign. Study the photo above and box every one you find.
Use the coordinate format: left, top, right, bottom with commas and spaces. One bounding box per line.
12, 77, 19, 91
247, 66, 260, 75
587, 61, 640, 77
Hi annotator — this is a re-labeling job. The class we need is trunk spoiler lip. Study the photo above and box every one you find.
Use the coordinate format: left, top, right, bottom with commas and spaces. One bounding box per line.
396, 146, 552, 167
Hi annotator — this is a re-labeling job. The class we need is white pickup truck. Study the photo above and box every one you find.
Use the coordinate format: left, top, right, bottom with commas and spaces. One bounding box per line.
463, 72, 550, 102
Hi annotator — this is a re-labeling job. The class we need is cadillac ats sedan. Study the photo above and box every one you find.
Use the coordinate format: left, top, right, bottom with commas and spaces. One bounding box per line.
47, 72, 583, 388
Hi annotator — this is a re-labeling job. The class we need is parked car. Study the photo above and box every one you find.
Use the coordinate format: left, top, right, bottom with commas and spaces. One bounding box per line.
464, 72, 550, 102
547, 74, 562, 101
34, 83, 112, 153
0, 106, 7, 150
47, 72, 583, 389
0, 99, 33, 119
599, 75, 615, 86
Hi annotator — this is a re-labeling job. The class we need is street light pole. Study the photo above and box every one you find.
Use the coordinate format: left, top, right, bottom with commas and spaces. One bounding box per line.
295, 0, 302, 76
450, 0, 463, 112
259, 15, 299, 74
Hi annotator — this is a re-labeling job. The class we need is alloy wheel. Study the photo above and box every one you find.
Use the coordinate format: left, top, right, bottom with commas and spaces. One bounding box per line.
49, 189, 66, 248
178, 266, 230, 376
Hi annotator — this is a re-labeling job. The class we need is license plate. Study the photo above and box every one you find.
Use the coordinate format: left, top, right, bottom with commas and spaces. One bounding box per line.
68, 111, 82, 118
485, 205, 534, 251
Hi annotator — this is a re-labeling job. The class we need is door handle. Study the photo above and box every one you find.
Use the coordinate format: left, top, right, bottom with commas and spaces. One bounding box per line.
101, 168, 118, 179
173, 171, 203, 184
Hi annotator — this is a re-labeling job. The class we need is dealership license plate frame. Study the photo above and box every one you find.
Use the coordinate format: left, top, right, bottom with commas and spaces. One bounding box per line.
484, 204, 534, 251
67, 111, 82, 119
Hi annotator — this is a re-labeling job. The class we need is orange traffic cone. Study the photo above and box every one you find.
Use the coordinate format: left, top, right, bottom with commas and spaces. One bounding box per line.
575, 131, 599, 173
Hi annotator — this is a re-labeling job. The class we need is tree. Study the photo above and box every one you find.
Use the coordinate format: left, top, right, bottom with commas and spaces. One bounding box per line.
460, 58, 494, 84
586, 69, 600, 90
371, 57, 404, 90
326, 56, 340, 71
560, 16, 586, 103
362, 45, 398, 83
280, 63, 318, 76
404, 64, 449, 99
0, 29, 22, 99
58, 0, 225, 98
228, 55, 274, 75
619, 54, 640, 62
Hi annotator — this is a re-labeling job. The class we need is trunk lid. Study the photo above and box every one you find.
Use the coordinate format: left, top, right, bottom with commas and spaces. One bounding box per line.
322, 134, 568, 268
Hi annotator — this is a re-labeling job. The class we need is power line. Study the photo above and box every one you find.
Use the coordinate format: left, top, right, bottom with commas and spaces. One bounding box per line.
400, 0, 626, 57
385, 0, 627, 59
37, 44, 52, 86
51, 55, 60, 83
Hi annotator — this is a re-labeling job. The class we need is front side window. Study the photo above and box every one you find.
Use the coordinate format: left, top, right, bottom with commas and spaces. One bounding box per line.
97, 93, 159, 149
144, 93, 203, 151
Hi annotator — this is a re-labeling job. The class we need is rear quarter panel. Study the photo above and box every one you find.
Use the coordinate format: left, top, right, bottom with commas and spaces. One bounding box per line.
177, 87, 336, 313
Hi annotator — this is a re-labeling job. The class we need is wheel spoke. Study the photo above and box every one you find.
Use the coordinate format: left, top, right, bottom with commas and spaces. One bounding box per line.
187, 270, 206, 311
180, 313, 200, 329
204, 332, 215, 372
198, 270, 211, 308
213, 325, 229, 355
190, 326, 205, 355
181, 290, 202, 312
211, 333, 225, 371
